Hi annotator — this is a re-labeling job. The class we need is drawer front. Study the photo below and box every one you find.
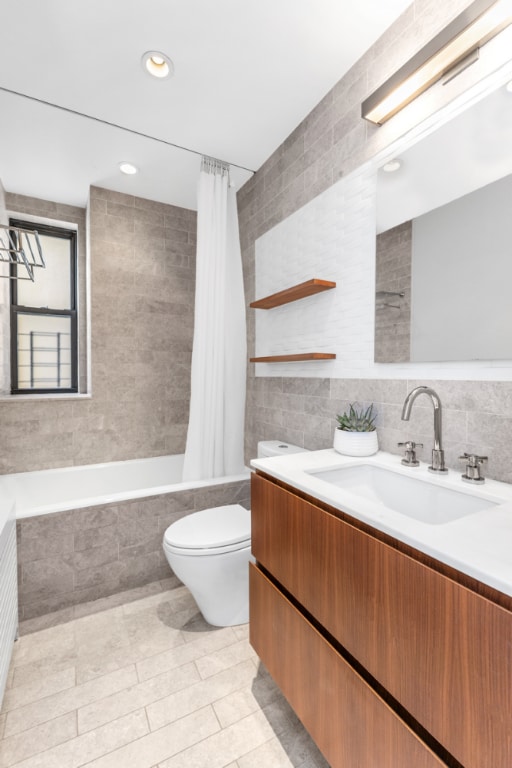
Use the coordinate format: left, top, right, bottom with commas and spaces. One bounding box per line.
250, 564, 447, 768
251, 473, 512, 768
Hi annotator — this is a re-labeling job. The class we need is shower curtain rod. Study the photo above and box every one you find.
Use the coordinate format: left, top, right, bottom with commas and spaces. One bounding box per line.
0, 85, 257, 175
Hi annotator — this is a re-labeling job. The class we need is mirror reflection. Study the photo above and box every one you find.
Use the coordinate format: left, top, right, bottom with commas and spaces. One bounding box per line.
375, 80, 512, 363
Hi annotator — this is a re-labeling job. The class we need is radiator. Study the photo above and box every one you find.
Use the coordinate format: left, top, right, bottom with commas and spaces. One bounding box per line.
0, 499, 17, 707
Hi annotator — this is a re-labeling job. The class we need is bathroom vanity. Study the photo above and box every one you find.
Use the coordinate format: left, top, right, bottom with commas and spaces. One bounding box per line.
249, 450, 512, 768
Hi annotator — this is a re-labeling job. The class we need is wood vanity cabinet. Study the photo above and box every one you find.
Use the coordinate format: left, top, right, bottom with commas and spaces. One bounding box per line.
250, 472, 512, 768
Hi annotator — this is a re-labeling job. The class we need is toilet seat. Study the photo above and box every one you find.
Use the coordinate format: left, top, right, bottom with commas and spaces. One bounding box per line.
163, 504, 250, 557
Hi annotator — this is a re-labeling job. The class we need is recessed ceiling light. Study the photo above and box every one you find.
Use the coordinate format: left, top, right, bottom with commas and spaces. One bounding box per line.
142, 51, 174, 79
382, 159, 401, 173
119, 162, 138, 175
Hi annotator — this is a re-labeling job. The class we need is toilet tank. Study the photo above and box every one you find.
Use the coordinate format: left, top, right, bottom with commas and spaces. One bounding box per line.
257, 440, 309, 458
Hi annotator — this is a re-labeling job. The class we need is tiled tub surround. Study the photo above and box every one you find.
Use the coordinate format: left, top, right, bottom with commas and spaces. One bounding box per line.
0, 187, 197, 474
15, 475, 250, 626
247, 376, 512, 485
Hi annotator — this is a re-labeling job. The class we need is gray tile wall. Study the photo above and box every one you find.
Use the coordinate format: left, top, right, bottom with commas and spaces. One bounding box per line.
238, 0, 512, 483
375, 222, 411, 363
248, 377, 512, 483
87, 186, 196, 466
0, 187, 197, 472
17, 478, 250, 621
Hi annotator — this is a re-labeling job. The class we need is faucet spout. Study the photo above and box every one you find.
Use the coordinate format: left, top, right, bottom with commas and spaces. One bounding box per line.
401, 386, 447, 473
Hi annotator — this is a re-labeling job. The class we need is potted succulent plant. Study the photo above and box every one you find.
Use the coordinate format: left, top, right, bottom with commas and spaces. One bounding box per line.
334, 403, 379, 456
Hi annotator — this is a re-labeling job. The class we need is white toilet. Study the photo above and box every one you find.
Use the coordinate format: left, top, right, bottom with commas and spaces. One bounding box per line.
162, 440, 308, 626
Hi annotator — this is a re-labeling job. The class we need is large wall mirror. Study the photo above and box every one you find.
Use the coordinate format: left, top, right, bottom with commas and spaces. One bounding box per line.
375, 81, 512, 363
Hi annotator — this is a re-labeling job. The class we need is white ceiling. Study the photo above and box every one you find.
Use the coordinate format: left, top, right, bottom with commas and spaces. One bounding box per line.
0, 0, 412, 210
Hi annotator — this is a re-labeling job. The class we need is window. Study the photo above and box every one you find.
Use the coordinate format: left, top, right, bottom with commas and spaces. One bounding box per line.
10, 219, 78, 394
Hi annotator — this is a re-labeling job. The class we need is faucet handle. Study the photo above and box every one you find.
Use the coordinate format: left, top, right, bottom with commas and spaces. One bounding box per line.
398, 441, 423, 467
459, 453, 487, 484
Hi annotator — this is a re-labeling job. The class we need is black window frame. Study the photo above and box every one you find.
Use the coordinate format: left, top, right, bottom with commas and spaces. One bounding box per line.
10, 218, 78, 395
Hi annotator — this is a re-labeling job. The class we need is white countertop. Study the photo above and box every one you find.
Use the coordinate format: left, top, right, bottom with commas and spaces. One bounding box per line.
251, 448, 512, 598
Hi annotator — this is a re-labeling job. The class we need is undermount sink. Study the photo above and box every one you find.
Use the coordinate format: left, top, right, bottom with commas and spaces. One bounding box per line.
307, 464, 499, 525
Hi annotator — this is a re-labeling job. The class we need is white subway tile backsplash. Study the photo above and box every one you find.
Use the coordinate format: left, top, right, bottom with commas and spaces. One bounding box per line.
254, 166, 376, 378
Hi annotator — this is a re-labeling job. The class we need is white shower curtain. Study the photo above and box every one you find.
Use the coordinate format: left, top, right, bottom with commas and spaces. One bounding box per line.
182, 157, 247, 481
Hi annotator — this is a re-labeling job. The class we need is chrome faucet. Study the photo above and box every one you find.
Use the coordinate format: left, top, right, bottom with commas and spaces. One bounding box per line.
401, 386, 448, 474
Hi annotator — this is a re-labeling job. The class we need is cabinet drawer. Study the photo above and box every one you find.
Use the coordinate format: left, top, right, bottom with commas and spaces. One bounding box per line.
250, 564, 447, 768
252, 472, 512, 768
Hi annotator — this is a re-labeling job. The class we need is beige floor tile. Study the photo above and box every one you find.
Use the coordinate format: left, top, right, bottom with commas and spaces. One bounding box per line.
121, 586, 191, 616
121, 593, 192, 644
11, 655, 77, 691
13, 624, 76, 667
263, 697, 302, 736
158, 709, 276, 768
78, 661, 200, 733
73, 598, 190, 685
136, 627, 237, 682
147, 659, 257, 732
212, 686, 261, 729
179, 613, 225, 644
194, 639, 258, 680
1, 586, 329, 768
75, 654, 131, 686
73, 611, 130, 658
236, 737, 295, 768
0, 712, 76, 768
77, 705, 219, 768
212, 662, 285, 729
121, 616, 184, 651
6, 708, 148, 768
4, 668, 13, 692
119, 629, 187, 670
72, 606, 125, 636
232, 625, 250, 642
4, 664, 137, 738
278, 724, 330, 768
1, 667, 76, 713
74, 625, 186, 685
121, 592, 202, 645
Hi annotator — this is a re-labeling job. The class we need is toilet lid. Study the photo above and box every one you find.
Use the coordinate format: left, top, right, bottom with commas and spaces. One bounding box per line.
163, 504, 251, 550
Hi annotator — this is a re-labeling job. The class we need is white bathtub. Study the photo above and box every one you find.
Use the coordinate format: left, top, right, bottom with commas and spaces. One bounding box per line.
1, 455, 250, 518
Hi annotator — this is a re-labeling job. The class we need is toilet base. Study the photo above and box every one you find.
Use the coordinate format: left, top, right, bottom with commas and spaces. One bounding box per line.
164, 545, 253, 627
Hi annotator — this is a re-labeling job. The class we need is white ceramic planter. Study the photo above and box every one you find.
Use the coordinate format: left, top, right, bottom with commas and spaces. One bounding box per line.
333, 428, 379, 457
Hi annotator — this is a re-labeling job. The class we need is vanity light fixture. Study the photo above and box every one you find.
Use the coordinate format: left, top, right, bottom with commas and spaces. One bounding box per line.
141, 51, 174, 79
362, 0, 512, 125
119, 162, 138, 175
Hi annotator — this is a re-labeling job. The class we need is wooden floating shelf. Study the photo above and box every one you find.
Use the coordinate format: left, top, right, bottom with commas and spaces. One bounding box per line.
250, 279, 336, 309
250, 353, 336, 363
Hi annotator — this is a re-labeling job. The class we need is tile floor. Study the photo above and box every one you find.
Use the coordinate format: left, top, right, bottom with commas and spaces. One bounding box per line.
0, 583, 329, 768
